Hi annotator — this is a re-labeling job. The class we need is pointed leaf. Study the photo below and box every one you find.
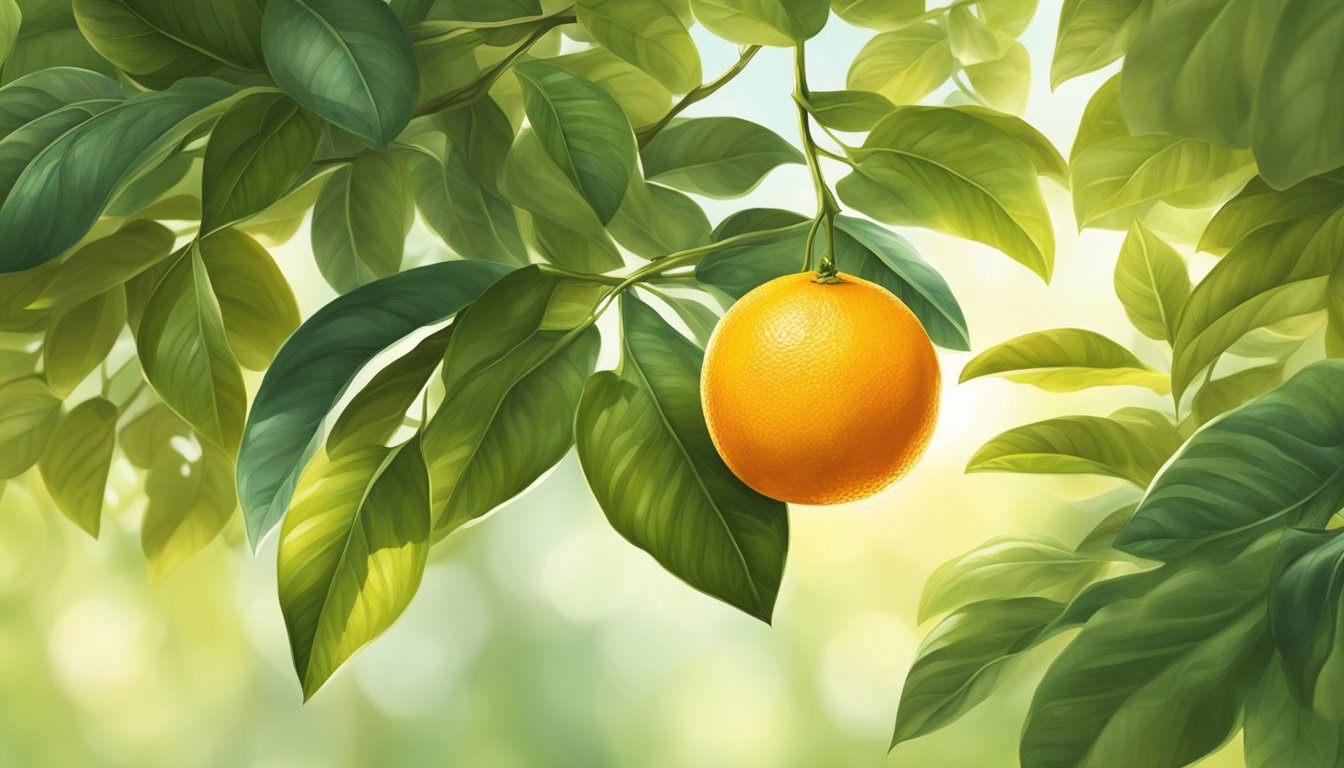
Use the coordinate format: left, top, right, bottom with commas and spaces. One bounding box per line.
37, 396, 116, 536
27, 220, 175, 310
327, 326, 450, 456
846, 22, 953, 104
199, 228, 300, 371
640, 116, 803, 199
71, 0, 264, 86
1051, 0, 1153, 88
799, 88, 895, 132
576, 0, 701, 92
42, 288, 125, 397
690, 0, 828, 45
919, 536, 1103, 623
1114, 220, 1190, 343
313, 151, 414, 293
960, 328, 1169, 393
0, 375, 60, 479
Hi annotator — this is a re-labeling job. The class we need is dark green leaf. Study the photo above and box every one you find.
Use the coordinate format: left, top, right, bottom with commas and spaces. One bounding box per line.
422, 266, 603, 535
278, 438, 430, 700
37, 397, 115, 536
313, 151, 414, 293
1117, 361, 1344, 560
1270, 529, 1344, 724
0, 0, 20, 64
201, 92, 320, 234
262, 0, 418, 148
42, 286, 125, 397
72, 0, 264, 86
236, 259, 510, 549
710, 207, 807, 240
1114, 220, 1189, 343
960, 328, 1168, 393
0, 376, 59, 478
199, 228, 299, 371
690, 0, 828, 45
1244, 654, 1344, 768
641, 116, 804, 199
575, 293, 788, 622
968, 407, 1183, 487
608, 175, 711, 258
1, 0, 117, 83
513, 60, 636, 223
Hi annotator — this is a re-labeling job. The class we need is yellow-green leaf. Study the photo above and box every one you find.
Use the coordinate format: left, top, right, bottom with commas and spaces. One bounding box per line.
1114, 220, 1190, 343
37, 396, 116, 536
42, 287, 125, 397
964, 40, 1030, 115
831, 0, 923, 30
960, 328, 1169, 393
919, 535, 1105, 623
846, 22, 953, 104
1051, 0, 1154, 89
576, 0, 700, 93
690, 0, 829, 46
199, 228, 299, 371
26, 220, 175, 311
0, 376, 60, 479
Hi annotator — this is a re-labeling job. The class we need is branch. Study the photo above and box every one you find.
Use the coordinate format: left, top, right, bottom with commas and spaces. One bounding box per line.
636, 45, 763, 148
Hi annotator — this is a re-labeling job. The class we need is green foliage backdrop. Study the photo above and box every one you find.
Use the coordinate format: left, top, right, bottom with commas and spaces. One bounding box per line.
0, 0, 1341, 765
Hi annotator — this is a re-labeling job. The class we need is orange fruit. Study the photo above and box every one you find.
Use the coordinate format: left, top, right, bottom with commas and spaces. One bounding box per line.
701, 271, 940, 505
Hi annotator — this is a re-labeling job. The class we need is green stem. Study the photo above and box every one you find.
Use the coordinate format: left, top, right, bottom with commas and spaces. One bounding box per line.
636, 45, 762, 148
412, 12, 575, 118
793, 43, 841, 281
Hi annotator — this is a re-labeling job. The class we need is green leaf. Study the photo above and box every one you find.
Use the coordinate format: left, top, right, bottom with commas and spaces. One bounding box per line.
799, 89, 894, 132
1114, 220, 1190, 344
513, 60, 637, 224
410, 98, 526, 264
1073, 502, 1138, 558
1, 0, 118, 83
0, 66, 126, 144
277, 437, 430, 700
201, 92, 320, 234
964, 40, 1030, 115
1244, 653, 1344, 768
576, 0, 700, 92
947, 5, 1008, 65
690, 0, 828, 45
1171, 213, 1340, 399
609, 175, 711, 258
977, 0, 1039, 36
1117, 361, 1344, 560
576, 293, 787, 621
422, 266, 603, 535
831, 0, 923, 30
893, 598, 1063, 747
968, 407, 1183, 487
0, 77, 235, 273
199, 228, 299, 371
1118, 0, 1282, 148
261, 0, 418, 148
45, 221, 180, 306
136, 244, 246, 455
36, 397, 115, 537
1253, 0, 1344, 189
236, 259, 510, 549
845, 22, 953, 104
1070, 76, 1255, 229
939, 105, 1069, 183
642, 286, 721, 346
327, 326, 450, 456
427, 0, 541, 22
839, 105, 1055, 280
920, 536, 1103, 623
312, 151, 414, 293
550, 48, 674, 130
0, 0, 19, 65
711, 206, 807, 240
1189, 362, 1285, 426
1052, 0, 1151, 87
1199, 171, 1344, 255
71, 0, 264, 86
1020, 534, 1275, 768
640, 116, 803, 199
42, 286, 125, 397
1270, 529, 1344, 724
241, 171, 322, 246
0, 375, 60, 479
960, 328, 1169, 393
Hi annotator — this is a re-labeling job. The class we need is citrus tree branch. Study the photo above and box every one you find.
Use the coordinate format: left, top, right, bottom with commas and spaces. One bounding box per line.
636, 45, 763, 148
793, 42, 841, 279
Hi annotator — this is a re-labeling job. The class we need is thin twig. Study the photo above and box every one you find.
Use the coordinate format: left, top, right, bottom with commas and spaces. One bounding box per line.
636, 45, 763, 148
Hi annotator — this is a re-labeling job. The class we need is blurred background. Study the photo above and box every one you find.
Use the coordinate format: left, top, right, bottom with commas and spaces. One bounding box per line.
0, 2, 1246, 766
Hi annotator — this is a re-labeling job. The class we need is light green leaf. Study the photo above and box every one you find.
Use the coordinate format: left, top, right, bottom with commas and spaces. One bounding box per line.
920, 536, 1103, 623
313, 151, 413, 293
964, 40, 1030, 115
28, 217, 174, 310
42, 286, 125, 398
960, 328, 1169, 393
0, 0, 19, 65
1070, 76, 1255, 229
0, 78, 236, 273
1051, 0, 1153, 89
136, 244, 246, 455
690, 0, 828, 45
513, 60, 636, 223
1172, 213, 1340, 399
1270, 529, 1344, 725
576, 0, 700, 92
609, 175, 711, 258
1114, 220, 1189, 344
839, 105, 1055, 280
1073, 502, 1138, 558
550, 47, 674, 131
642, 286, 721, 346
1190, 362, 1285, 426
1118, 361, 1344, 560
947, 5, 1008, 65
72, 0, 264, 86
237, 259, 510, 549
278, 438, 430, 700
939, 105, 1068, 183
575, 293, 788, 622
240, 171, 323, 246
1200, 171, 1344, 255
640, 116, 803, 199
831, 0, 923, 30
846, 22, 954, 104
0, 375, 60, 478
968, 407, 1183, 487
261, 0, 418, 148
36, 396, 116, 537
1253, 0, 1344, 189
799, 89, 895, 132
1119, 0, 1282, 148
978, 0, 1039, 36
1244, 653, 1344, 768
199, 228, 299, 371
201, 92, 320, 234
892, 598, 1063, 747
327, 326, 450, 456
426, 0, 541, 22
1020, 535, 1275, 768
422, 266, 603, 536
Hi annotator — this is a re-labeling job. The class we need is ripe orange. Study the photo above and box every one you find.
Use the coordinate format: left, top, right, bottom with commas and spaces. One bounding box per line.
701, 271, 940, 505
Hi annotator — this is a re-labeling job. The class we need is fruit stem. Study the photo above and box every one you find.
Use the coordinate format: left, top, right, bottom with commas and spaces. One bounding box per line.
793, 42, 842, 283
